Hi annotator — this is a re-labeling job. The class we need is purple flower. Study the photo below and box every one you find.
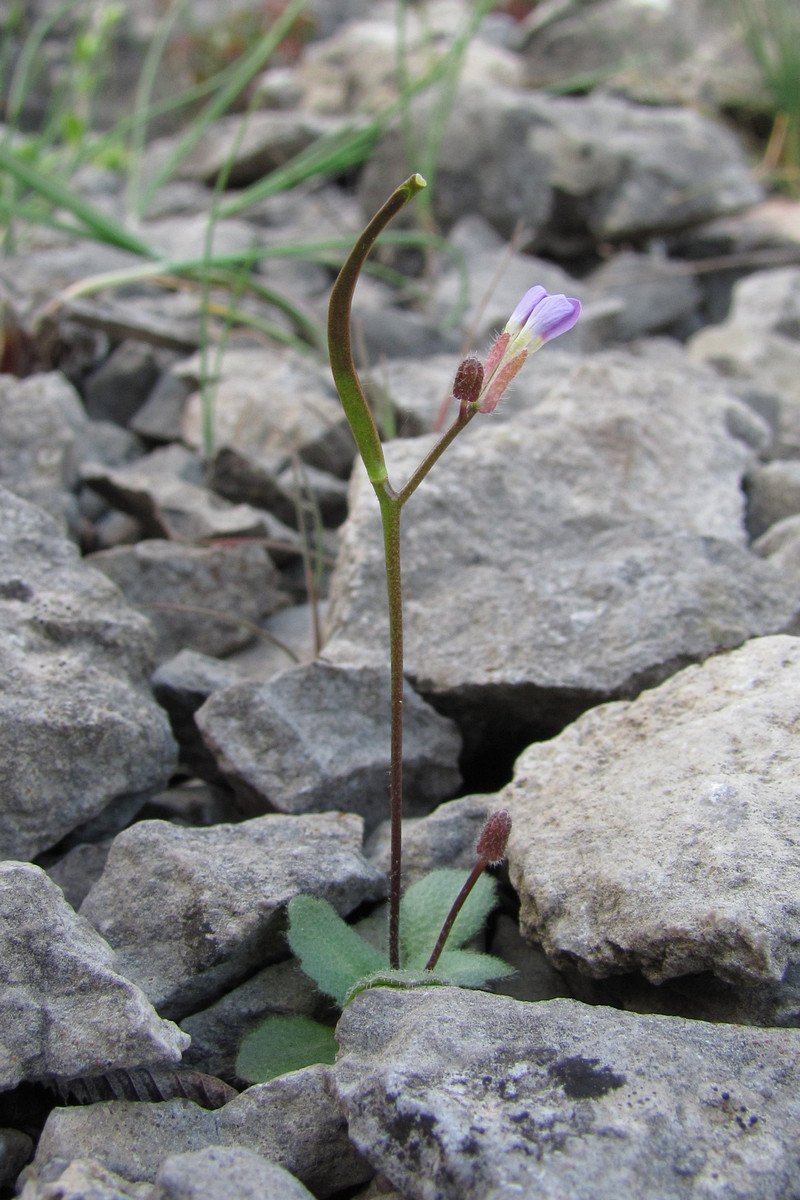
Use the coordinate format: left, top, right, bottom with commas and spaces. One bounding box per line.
506, 286, 582, 353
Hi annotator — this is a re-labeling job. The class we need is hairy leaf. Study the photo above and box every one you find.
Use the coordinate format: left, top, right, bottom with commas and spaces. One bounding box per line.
422, 948, 516, 987
399, 868, 497, 965
236, 1014, 337, 1084
287, 895, 387, 1007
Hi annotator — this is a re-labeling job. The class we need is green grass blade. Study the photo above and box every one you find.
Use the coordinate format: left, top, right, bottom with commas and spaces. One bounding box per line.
0, 141, 154, 256
139, 0, 309, 210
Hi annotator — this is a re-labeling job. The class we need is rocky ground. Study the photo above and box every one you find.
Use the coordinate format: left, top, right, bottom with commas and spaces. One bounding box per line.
1, 0, 800, 1197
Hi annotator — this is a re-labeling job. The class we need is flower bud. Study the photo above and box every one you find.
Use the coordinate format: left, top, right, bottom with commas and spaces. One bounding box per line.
452, 356, 485, 408
476, 809, 512, 865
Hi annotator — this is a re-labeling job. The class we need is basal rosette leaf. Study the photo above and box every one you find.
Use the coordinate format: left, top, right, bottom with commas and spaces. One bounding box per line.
399, 868, 497, 965
287, 895, 387, 1008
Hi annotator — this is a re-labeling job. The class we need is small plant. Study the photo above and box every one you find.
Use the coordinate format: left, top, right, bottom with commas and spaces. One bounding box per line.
238, 812, 514, 1084
739, 0, 800, 193
237, 177, 580, 1084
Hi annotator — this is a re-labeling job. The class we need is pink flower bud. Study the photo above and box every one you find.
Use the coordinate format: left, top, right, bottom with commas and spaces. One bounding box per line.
476, 809, 512, 865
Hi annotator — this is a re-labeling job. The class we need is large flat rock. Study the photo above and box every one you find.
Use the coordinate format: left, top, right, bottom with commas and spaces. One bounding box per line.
504, 635, 800, 1020
0, 488, 176, 860
0, 863, 188, 1091
80, 813, 384, 1018
333, 987, 800, 1200
324, 347, 794, 765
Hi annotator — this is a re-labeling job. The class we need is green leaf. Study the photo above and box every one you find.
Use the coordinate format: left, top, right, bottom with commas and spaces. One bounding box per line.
427, 949, 516, 988
345, 968, 453, 1002
399, 868, 498, 965
287, 895, 387, 1008
236, 1015, 337, 1084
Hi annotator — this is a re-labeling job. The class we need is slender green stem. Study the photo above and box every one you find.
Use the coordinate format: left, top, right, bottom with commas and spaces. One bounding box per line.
378, 489, 404, 968
396, 404, 477, 509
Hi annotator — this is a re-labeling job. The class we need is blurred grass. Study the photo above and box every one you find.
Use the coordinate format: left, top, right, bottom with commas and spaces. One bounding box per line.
0, 0, 476, 449
739, 0, 800, 193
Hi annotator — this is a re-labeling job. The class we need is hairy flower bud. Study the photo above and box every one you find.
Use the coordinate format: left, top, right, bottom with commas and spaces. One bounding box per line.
452, 356, 485, 408
476, 809, 512, 866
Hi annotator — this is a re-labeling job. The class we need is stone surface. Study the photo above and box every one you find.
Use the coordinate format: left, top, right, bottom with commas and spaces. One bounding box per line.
33, 1065, 370, 1197
179, 958, 328, 1085
88, 539, 288, 660
151, 650, 249, 780
194, 660, 462, 831
332, 987, 800, 1200
689, 266, 800, 458
324, 346, 795, 776
46, 841, 112, 910
504, 635, 800, 1018
151, 1145, 315, 1200
0, 371, 86, 528
177, 347, 355, 479
80, 812, 384, 1017
0, 863, 188, 1092
362, 85, 761, 251
18, 1157, 153, 1200
82, 341, 161, 426
0, 1128, 33, 1191
0, 487, 177, 861
81, 444, 300, 553
365, 794, 494, 886
745, 460, 800, 539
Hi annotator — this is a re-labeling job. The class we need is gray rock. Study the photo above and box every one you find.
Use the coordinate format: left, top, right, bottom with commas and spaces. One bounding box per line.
324, 347, 794, 767
177, 346, 355, 479
0, 863, 188, 1091
151, 1145, 315, 1200
80, 812, 384, 1017
171, 110, 343, 187
215, 1065, 371, 1196
745, 459, 800, 539
332, 987, 800, 1200
516, 0, 762, 112
88, 539, 288, 660
0, 371, 86, 528
365, 794, 493, 886
46, 841, 112, 910
81, 444, 300, 554
18, 1157, 153, 1200
504, 635, 800, 1021
82, 341, 161, 426
194, 660, 462, 831
489, 913, 572, 1004
34, 1065, 369, 1197
584, 250, 702, 341
180, 958, 328, 1085
362, 85, 761, 251
129, 372, 193, 444
689, 266, 800, 458
33, 1101, 216, 1187
0, 487, 177, 860
151, 650, 249, 780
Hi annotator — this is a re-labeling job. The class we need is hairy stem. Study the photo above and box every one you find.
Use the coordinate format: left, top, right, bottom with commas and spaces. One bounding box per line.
425, 860, 487, 972
379, 489, 404, 968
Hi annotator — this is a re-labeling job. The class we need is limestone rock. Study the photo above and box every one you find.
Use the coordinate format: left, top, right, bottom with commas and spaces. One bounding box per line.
151, 1145, 315, 1200
504, 635, 800, 1018
195, 660, 462, 831
0, 863, 188, 1092
33, 1065, 369, 1197
88, 540, 288, 660
0, 487, 177, 861
333, 987, 800, 1200
324, 348, 794, 771
80, 812, 384, 1017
